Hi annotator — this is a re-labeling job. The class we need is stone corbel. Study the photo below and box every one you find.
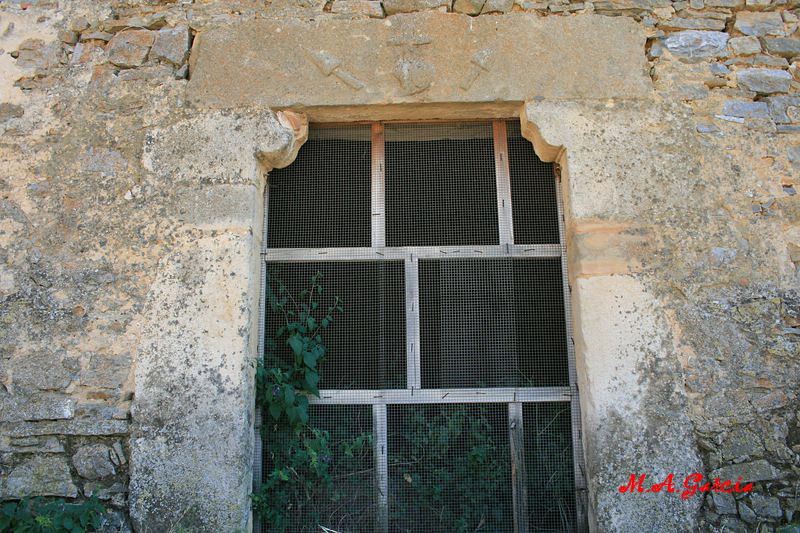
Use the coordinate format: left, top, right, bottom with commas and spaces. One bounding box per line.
256, 110, 309, 171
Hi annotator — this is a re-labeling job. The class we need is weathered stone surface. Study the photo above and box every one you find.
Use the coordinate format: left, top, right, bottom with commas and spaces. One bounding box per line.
713, 491, 738, 514
188, 14, 651, 109
73, 444, 116, 480
454, 0, 486, 13
0, 455, 78, 498
663, 30, 729, 60
106, 30, 154, 68
150, 25, 190, 66
704, 0, 742, 6
729, 35, 761, 55
0, 393, 74, 422
383, 0, 450, 13
736, 68, 792, 93
8, 351, 75, 391
481, 0, 514, 12
80, 353, 132, 389
658, 17, 726, 31
711, 460, 780, 482
734, 12, 786, 37
0, 102, 24, 122
726, 53, 789, 67
129, 110, 304, 533
722, 100, 770, 118
3, 419, 129, 437
331, 0, 385, 16
762, 38, 800, 59
750, 493, 782, 518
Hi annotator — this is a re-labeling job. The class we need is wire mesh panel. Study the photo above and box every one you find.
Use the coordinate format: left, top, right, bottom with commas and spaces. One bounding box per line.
387, 404, 513, 532
266, 261, 406, 389
524, 403, 576, 532
262, 405, 376, 532
507, 121, 560, 245
419, 258, 569, 388
385, 122, 499, 246
259, 120, 585, 533
267, 125, 372, 248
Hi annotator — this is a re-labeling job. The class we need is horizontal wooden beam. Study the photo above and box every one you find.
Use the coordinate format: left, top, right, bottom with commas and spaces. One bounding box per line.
264, 244, 562, 262
309, 387, 571, 405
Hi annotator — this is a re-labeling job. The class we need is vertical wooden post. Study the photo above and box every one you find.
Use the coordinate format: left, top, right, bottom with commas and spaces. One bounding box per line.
371, 122, 386, 248
509, 403, 529, 533
554, 162, 589, 532
373, 403, 389, 533
493, 120, 514, 245
372, 123, 390, 533
405, 256, 421, 389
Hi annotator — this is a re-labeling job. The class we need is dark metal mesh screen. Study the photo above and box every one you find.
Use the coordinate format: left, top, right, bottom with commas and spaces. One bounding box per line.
388, 404, 513, 532
507, 122, 560, 245
420, 258, 569, 388
266, 261, 406, 389
263, 405, 376, 532
267, 125, 372, 248
260, 121, 583, 533
385, 122, 499, 246
524, 403, 576, 532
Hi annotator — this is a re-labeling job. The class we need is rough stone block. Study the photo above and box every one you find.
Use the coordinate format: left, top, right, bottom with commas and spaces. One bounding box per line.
383, 0, 450, 14
8, 351, 74, 391
106, 29, 155, 68
704, 0, 742, 6
658, 17, 726, 31
454, 0, 486, 13
734, 12, 786, 37
73, 444, 116, 480
736, 68, 792, 94
80, 353, 132, 389
728, 36, 761, 55
0, 392, 74, 423
750, 493, 782, 519
722, 100, 770, 118
0, 455, 78, 499
663, 30, 729, 60
762, 37, 800, 60
481, 0, 514, 12
711, 460, 780, 482
150, 25, 191, 66
713, 491, 737, 514
331, 0, 385, 16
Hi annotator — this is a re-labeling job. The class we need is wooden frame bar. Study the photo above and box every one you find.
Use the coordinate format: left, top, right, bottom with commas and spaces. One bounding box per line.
371, 123, 386, 248
264, 244, 561, 262
311, 386, 572, 405
554, 164, 589, 533
405, 257, 422, 389
509, 403, 529, 533
493, 120, 514, 245
373, 404, 389, 533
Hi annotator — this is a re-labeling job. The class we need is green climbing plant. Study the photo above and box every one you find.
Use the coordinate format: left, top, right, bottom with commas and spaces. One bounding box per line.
390, 405, 512, 532
252, 271, 374, 532
0, 496, 107, 533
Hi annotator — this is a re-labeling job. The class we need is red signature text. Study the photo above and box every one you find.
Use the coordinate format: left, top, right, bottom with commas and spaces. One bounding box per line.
619, 474, 754, 498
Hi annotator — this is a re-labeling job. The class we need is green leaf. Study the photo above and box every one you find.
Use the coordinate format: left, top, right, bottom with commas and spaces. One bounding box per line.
269, 402, 281, 420
287, 335, 304, 356
305, 372, 320, 396
283, 385, 295, 405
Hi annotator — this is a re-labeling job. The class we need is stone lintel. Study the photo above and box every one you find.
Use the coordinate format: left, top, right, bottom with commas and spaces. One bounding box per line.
187, 13, 651, 110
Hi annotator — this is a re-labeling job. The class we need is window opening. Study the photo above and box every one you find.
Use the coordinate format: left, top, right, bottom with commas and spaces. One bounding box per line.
256, 120, 587, 533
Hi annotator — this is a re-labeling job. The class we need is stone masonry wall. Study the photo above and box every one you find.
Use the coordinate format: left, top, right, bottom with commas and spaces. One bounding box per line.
0, 0, 797, 531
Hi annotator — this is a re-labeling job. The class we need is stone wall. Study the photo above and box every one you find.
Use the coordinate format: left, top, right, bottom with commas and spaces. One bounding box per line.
0, 0, 797, 531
